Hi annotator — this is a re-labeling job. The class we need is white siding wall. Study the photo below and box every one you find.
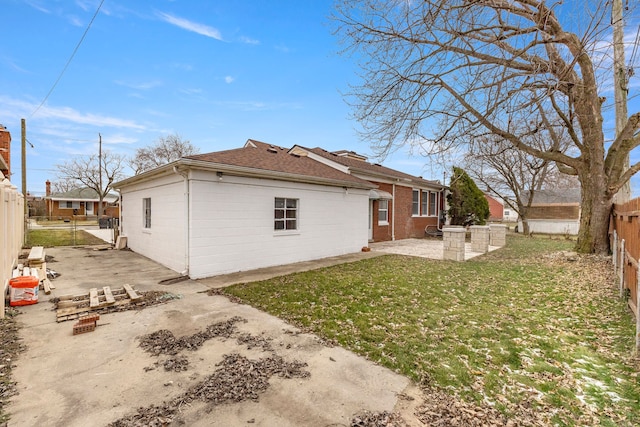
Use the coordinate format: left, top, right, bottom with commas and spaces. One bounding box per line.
119, 173, 187, 273
518, 219, 579, 235
187, 171, 369, 279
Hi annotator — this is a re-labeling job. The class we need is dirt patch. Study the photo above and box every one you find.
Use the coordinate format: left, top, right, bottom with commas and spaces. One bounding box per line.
0, 308, 26, 423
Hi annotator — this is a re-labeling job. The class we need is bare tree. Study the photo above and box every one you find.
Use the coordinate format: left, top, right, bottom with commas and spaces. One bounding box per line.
55, 150, 127, 216
465, 126, 578, 234
333, 0, 639, 254
50, 177, 81, 194
129, 133, 199, 175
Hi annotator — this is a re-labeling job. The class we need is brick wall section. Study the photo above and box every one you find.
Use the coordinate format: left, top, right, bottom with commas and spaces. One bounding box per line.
470, 225, 490, 253
490, 224, 507, 246
485, 194, 503, 221
0, 126, 10, 177
371, 182, 439, 242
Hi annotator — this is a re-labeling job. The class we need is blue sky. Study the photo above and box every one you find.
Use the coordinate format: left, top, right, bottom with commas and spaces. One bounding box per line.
0, 0, 639, 197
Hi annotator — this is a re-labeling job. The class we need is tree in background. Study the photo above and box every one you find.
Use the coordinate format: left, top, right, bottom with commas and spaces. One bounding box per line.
333, 0, 639, 254
50, 177, 81, 194
447, 167, 489, 226
55, 150, 127, 216
464, 132, 579, 235
129, 133, 199, 175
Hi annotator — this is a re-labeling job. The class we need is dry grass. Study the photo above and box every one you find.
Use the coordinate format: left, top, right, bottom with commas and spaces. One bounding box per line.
222, 235, 640, 426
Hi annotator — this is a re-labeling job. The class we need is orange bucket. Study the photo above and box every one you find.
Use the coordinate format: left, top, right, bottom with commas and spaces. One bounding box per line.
9, 276, 40, 306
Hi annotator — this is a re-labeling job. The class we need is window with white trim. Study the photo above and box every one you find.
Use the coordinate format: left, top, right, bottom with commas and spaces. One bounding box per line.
59, 201, 80, 209
274, 197, 298, 230
429, 192, 437, 216
378, 200, 389, 224
412, 190, 420, 216
421, 191, 428, 216
143, 198, 151, 229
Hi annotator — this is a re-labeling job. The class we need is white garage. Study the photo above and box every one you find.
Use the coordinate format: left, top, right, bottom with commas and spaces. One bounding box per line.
113, 140, 375, 279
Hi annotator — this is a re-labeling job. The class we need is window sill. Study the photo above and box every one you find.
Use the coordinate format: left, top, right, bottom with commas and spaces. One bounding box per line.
274, 230, 300, 236
378, 221, 389, 226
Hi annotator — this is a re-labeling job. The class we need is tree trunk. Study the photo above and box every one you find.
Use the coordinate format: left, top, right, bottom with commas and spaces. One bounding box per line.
576, 176, 612, 254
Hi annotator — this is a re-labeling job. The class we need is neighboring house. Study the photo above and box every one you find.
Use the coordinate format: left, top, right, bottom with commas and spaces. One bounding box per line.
519, 189, 581, 235
112, 140, 376, 279
289, 146, 446, 242
484, 193, 504, 222
502, 204, 519, 222
0, 124, 10, 178
45, 181, 119, 219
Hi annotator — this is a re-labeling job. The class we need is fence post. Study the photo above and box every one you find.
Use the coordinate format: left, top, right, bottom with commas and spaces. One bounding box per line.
637, 273, 640, 354
620, 239, 625, 298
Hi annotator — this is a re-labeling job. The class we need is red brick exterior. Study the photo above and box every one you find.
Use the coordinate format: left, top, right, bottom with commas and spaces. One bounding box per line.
485, 194, 504, 222
0, 125, 10, 177
370, 182, 442, 242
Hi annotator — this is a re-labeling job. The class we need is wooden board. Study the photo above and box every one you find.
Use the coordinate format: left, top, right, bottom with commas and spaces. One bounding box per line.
28, 246, 45, 261
103, 286, 116, 304
43, 278, 52, 295
89, 288, 100, 308
56, 285, 144, 322
123, 284, 140, 301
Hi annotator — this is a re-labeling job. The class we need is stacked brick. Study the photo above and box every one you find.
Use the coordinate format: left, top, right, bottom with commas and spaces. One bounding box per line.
73, 314, 100, 335
443, 227, 466, 261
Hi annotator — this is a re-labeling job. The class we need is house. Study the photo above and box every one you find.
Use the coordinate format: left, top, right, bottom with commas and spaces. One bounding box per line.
0, 124, 10, 178
45, 181, 119, 220
289, 146, 446, 241
112, 139, 446, 279
519, 189, 581, 235
112, 140, 376, 279
484, 193, 504, 222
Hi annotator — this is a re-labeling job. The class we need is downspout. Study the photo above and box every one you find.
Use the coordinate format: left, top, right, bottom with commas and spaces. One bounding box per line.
392, 183, 396, 241
173, 166, 190, 277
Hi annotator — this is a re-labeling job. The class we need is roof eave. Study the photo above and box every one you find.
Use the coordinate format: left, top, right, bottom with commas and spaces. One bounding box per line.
114, 159, 376, 191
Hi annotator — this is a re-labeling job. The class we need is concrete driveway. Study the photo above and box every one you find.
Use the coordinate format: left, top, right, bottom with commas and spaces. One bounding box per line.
7, 246, 422, 427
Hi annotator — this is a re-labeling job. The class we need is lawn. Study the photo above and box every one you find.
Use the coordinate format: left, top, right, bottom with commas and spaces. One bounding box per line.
220, 235, 640, 426
26, 229, 106, 247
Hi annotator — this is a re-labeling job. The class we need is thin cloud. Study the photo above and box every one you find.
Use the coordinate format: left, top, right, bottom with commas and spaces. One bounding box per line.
24, 0, 50, 14
115, 80, 164, 90
157, 11, 223, 41
0, 96, 147, 131
224, 76, 235, 84
240, 36, 260, 45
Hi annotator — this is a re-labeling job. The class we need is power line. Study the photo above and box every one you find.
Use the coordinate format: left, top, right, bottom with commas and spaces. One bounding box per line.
29, 0, 106, 119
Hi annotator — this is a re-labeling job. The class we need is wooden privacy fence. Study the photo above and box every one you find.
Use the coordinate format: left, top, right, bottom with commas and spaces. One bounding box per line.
1, 173, 25, 319
611, 198, 640, 352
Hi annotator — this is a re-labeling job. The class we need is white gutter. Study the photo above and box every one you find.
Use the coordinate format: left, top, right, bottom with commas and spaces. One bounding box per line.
173, 166, 190, 277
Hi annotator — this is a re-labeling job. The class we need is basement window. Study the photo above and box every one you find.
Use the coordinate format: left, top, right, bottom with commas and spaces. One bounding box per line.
274, 197, 298, 231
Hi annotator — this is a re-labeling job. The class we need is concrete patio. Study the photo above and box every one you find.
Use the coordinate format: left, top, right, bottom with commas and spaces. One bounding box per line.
370, 238, 500, 260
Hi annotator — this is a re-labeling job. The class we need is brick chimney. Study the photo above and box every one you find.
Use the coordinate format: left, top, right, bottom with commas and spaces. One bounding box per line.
46, 180, 51, 197
0, 124, 10, 177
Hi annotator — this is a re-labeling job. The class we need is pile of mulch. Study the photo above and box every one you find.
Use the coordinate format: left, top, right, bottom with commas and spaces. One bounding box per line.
138, 316, 245, 356
109, 353, 309, 427
0, 308, 26, 424
236, 332, 274, 352
351, 410, 409, 427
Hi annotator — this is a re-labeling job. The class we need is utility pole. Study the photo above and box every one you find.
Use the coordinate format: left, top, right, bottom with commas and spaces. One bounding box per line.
613, 0, 630, 203
21, 118, 27, 244
21, 119, 26, 210
99, 133, 103, 217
